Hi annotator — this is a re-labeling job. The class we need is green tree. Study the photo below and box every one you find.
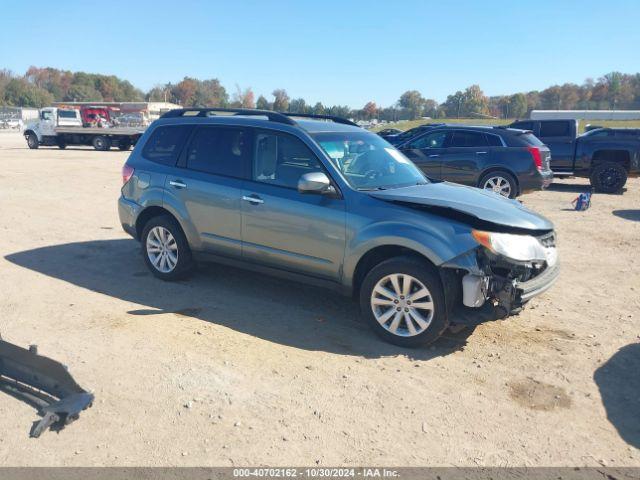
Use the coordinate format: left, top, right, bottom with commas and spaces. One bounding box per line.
312, 102, 325, 115
398, 90, 425, 120
64, 83, 103, 102
3, 78, 53, 107
289, 97, 307, 113
256, 95, 270, 110
272, 89, 290, 111
462, 85, 489, 116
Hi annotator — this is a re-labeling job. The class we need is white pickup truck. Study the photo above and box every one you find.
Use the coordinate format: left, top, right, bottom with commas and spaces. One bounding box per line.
23, 107, 145, 151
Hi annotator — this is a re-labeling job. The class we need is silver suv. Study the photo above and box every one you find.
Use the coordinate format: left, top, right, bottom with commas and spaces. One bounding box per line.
118, 109, 559, 347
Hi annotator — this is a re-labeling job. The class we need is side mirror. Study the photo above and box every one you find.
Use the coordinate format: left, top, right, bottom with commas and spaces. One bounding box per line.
298, 172, 336, 196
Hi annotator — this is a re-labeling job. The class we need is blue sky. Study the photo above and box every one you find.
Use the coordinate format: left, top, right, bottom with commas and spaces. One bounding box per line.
1, 0, 639, 108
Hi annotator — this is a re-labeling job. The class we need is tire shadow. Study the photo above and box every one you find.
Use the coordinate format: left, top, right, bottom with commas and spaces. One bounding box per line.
5, 239, 476, 361
594, 343, 640, 448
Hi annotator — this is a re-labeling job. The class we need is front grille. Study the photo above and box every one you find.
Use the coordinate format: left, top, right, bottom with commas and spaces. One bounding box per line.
537, 231, 556, 248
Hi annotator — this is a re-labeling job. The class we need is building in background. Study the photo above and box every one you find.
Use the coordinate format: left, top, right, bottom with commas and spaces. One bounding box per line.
530, 110, 640, 121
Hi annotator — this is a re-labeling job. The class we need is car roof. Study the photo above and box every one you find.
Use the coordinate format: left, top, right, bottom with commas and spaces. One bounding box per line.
155, 108, 364, 135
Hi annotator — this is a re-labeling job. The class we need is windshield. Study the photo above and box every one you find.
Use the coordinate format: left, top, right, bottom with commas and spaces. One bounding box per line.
312, 131, 427, 190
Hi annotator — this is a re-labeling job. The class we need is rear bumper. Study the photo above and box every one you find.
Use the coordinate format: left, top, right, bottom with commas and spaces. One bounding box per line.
520, 169, 553, 194
118, 196, 141, 239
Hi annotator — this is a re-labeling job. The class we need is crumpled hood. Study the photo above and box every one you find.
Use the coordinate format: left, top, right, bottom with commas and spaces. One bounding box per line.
369, 182, 554, 232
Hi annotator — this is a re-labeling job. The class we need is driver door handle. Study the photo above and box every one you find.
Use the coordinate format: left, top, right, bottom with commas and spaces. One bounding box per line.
242, 195, 264, 205
169, 180, 187, 189
428, 154, 439, 158
476, 151, 488, 155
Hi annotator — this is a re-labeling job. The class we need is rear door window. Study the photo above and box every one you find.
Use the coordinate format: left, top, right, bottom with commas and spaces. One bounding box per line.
407, 131, 448, 149
449, 131, 488, 148
142, 125, 192, 166
185, 126, 248, 178
540, 121, 571, 137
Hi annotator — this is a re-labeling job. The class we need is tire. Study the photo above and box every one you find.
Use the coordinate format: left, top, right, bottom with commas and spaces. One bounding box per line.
92, 136, 111, 151
140, 215, 194, 281
118, 139, 132, 151
57, 140, 66, 150
26, 133, 39, 149
478, 170, 518, 198
590, 162, 627, 193
359, 256, 448, 347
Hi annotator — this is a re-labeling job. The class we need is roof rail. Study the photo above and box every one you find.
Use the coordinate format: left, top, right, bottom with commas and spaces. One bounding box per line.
160, 108, 296, 125
282, 112, 358, 126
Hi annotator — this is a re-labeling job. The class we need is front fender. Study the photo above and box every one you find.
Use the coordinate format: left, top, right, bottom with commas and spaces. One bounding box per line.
342, 220, 478, 288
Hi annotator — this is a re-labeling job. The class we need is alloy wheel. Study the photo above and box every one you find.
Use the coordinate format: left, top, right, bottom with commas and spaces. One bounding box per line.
483, 176, 512, 197
146, 226, 179, 273
370, 273, 434, 337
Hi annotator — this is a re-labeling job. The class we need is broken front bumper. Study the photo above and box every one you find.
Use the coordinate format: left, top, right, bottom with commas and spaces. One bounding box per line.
443, 245, 560, 325
0, 336, 94, 437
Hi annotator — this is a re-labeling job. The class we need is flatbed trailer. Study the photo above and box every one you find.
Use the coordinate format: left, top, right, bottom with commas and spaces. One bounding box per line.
52, 126, 145, 151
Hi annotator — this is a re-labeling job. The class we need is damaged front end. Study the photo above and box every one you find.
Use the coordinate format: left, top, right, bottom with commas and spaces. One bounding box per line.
443, 230, 559, 325
0, 334, 94, 437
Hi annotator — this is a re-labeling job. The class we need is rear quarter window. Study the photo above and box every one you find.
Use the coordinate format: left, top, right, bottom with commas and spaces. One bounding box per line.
517, 133, 544, 147
540, 121, 571, 137
142, 125, 192, 166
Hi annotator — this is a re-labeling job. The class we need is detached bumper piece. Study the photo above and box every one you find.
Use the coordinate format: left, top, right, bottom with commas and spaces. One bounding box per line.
0, 336, 94, 438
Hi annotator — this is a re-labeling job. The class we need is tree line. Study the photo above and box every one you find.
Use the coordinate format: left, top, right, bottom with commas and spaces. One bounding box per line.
2, 66, 640, 121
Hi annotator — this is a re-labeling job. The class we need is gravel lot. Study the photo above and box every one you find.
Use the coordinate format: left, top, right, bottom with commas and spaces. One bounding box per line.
0, 131, 638, 466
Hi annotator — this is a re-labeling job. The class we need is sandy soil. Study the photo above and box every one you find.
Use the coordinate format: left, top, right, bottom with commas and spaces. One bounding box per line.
0, 131, 638, 466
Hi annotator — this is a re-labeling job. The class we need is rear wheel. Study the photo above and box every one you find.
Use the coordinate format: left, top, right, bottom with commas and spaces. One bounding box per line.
479, 171, 517, 198
590, 162, 627, 193
359, 256, 448, 347
92, 136, 111, 151
141, 215, 194, 280
57, 139, 66, 149
118, 139, 132, 151
26, 133, 39, 149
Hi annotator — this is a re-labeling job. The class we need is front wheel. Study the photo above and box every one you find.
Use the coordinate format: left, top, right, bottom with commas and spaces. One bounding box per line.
590, 162, 627, 193
141, 215, 194, 281
26, 133, 39, 149
359, 256, 448, 347
479, 171, 518, 198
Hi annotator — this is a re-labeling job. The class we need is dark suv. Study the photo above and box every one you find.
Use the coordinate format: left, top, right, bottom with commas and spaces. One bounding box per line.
119, 109, 559, 347
398, 125, 553, 198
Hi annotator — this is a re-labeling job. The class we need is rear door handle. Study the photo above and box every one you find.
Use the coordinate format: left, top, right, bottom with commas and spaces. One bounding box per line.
476, 151, 488, 155
428, 154, 439, 158
242, 195, 264, 205
169, 180, 187, 189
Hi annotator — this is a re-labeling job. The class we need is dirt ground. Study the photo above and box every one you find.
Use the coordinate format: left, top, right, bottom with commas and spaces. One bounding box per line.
0, 131, 638, 467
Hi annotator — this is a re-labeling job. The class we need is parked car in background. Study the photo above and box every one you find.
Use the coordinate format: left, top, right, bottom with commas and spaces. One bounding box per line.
509, 119, 640, 193
376, 128, 402, 137
1, 118, 23, 130
119, 108, 559, 347
383, 124, 444, 145
398, 125, 553, 198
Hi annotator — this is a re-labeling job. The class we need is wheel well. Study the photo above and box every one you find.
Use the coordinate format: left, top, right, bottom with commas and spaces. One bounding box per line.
477, 167, 520, 193
24, 129, 36, 137
592, 150, 631, 171
352, 245, 436, 297
135, 206, 181, 240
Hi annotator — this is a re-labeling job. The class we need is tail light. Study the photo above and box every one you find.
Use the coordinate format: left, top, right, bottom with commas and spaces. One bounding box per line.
122, 164, 134, 184
527, 146, 543, 171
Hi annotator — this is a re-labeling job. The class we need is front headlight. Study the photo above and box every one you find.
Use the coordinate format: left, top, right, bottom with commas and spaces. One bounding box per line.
472, 230, 547, 262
